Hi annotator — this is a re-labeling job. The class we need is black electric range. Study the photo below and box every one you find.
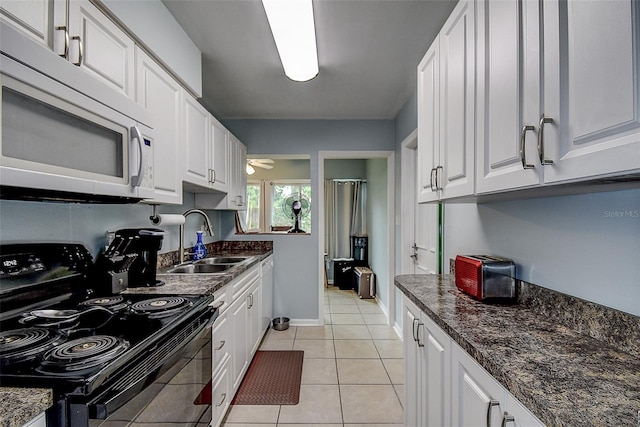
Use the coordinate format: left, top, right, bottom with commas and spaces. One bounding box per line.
0, 243, 217, 427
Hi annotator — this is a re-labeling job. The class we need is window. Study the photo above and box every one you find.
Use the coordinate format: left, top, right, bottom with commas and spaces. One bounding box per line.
269, 181, 312, 233
244, 179, 311, 233
245, 181, 261, 232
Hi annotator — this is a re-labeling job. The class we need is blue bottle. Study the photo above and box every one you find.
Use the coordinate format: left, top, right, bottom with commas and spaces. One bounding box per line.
193, 231, 207, 260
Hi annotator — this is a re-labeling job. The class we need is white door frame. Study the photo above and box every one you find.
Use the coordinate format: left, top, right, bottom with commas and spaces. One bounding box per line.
317, 150, 396, 325
400, 129, 418, 274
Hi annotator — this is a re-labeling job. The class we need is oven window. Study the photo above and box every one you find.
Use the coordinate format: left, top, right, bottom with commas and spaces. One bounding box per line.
2, 87, 124, 178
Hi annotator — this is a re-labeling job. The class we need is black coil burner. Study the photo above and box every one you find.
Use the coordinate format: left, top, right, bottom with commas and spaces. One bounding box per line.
0, 327, 62, 366
79, 296, 129, 312
38, 335, 129, 373
130, 296, 192, 319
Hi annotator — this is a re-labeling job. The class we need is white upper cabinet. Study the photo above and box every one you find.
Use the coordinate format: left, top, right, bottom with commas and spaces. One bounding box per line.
230, 135, 248, 210
475, 0, 542, 194
0, 0, 50, 47
476, 0, 640, 195
135, 47, 183, 205
417, 0, 475, 202
417, 37, 440, 203
541, 0, 640, 184
438, 0, 475, 199
183, 93, 210, 188
67, 0, 135, 98
210, 116, 230, 193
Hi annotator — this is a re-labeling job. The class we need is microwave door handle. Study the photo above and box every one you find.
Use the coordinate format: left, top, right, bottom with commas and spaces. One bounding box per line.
130, 126, 145, 187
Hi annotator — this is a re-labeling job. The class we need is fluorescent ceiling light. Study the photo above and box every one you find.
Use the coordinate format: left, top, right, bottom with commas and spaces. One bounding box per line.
262, 0, 318, 82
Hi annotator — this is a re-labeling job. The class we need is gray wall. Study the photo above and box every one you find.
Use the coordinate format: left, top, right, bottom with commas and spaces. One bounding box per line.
249, 158, 311, 180
221, 119, 395, 323
0, 194, 221, 257
392, 91, 640, 317
366, 158, 390, 313
445, 189, 640, 316
325, 159, 367, 180
392, 91, 418, 329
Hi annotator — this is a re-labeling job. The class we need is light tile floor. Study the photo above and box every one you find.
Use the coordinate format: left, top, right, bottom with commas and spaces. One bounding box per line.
222, 286, 404, 427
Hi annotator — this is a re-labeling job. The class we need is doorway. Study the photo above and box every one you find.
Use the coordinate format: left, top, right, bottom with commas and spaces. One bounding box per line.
317, 151, 395, 326
399, 130, 439, 275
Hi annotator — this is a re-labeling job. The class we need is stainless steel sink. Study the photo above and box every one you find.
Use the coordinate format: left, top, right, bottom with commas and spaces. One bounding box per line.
159, 255, 256, 275
195, 257, 248, 265
165, 263, 234, 274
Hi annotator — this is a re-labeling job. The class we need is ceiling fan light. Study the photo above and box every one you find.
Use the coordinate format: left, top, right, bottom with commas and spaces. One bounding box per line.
246, 164, 256, 175
262, 0, 318, 82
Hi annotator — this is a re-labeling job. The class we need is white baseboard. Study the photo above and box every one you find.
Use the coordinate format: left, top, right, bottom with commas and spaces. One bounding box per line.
290, 318, 324, 327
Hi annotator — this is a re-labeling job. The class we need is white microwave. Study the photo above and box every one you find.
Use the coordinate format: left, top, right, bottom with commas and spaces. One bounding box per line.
0, 25, 154, 201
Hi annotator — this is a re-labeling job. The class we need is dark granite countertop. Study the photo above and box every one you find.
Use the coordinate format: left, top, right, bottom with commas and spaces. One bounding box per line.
0, 387, 52, 427
395, 274, 640, 427
124, 249, 272, 297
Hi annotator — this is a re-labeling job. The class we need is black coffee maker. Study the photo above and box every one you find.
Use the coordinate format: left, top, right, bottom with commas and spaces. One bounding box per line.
97, 228, 165, 292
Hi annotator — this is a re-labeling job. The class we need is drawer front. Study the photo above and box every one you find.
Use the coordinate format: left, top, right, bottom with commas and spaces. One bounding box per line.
231, 265, 260, 300
212, 311, 230, 372
210, 357, 231, 427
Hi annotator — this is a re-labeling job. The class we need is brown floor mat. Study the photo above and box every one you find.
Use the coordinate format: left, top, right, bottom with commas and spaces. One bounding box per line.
231, 350, 304, 405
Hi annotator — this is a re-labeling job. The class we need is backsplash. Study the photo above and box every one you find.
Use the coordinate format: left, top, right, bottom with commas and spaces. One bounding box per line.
448, 257, 640, 357
157, 240, 274, 268
517, 280, 640, 358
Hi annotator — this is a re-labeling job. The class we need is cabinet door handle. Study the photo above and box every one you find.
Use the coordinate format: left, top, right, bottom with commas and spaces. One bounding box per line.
520, 125, 536, 169
215, 393, 226, 407
429, 168, 437, 191
412, 318, 419, 342
537, 115, 554, 165
214, 340, 225, 350
71, 35, 83, 66
416, 322, 425, 347
211, 169, 216, 184
56, 26, 69, 58
486, 399, 500, 427
436, 165, 443, 190
500, 412, 515, 427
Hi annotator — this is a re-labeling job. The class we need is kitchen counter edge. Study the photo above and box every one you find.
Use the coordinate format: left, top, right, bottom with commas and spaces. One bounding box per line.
0, 387, 52, 427
395, 274, 640, 427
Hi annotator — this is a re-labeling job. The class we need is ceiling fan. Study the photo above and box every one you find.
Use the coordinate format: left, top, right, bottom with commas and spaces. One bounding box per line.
246, 159, 274, 175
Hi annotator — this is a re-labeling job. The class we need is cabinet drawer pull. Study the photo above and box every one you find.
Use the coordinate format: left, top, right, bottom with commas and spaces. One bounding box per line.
215, 393, 226, 407
416, 322, 425, 347
486, 399, 500, 427
435, 165, 443, 190
430, 167, 437, 191
71, 35, 83, 66
520, 125, 535, 169
214, 340, 225, 350
501, 412, 515, 427
537, 115, 554, 165
56, 26, 69, 58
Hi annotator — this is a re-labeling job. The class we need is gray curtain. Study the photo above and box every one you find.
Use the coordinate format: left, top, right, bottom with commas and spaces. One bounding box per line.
324, 180, 366, 260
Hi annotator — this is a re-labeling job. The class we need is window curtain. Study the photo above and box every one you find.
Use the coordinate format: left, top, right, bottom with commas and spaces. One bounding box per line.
324, 180, 366, 260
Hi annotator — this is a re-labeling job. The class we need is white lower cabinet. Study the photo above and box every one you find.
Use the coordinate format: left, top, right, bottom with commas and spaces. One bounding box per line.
404, 298, 450, 426
208, 263, 270, 426
403, 296, 544, 427
22, 412, 45, 427
210, 355, 231, 427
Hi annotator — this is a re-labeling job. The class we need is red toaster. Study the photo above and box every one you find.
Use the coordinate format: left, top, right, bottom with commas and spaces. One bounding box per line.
454, 255, 516, 301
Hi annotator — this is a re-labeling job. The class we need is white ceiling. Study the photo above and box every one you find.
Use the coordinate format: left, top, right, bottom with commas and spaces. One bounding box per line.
162, 0, 458, 120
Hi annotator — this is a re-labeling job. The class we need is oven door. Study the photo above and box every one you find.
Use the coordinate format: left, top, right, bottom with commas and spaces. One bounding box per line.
63, 304, 218, 427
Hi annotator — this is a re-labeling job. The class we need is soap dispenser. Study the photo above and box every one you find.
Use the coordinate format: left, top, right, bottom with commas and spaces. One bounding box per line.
193, 231, 207, 260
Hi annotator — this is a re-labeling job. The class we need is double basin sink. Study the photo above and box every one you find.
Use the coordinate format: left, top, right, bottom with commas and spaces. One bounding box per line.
161, 256, 254, 275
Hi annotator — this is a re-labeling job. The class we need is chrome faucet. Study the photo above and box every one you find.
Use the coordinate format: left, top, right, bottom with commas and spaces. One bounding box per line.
179, 209, 214, 263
